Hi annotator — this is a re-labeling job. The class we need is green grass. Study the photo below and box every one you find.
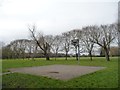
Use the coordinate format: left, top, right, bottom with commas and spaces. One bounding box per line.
2, 57, 118, 88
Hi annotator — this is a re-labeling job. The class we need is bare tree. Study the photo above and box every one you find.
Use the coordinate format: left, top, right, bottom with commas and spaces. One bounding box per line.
2, 44, 13, 59
19, 39, 29, 59
62, 32, 71, 60
25, 40, 32, 59
44, 35, 55, 55
7, 39, 30, 59
31, 41, 38, 60
28, 25, 51, 60
89, 24, 117, 61
51, 35, 62, 60
25, 40, 37, 60
9, 40, 21, 59
113, 23, 119, 45
82, 27, 94, 61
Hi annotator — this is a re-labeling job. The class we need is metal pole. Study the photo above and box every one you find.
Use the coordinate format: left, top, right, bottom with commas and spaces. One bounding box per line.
75, 45, 78, 60
78, 44, 80, 64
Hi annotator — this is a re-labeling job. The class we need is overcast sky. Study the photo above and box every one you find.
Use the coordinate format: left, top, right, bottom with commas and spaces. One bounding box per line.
0, 0, 118, 44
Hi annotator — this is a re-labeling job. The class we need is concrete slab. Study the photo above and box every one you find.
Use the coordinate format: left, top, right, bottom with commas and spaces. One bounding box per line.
8, 65, 105, 80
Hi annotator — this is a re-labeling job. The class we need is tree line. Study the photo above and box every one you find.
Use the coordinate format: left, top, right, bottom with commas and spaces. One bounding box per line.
1, 23, 118, 61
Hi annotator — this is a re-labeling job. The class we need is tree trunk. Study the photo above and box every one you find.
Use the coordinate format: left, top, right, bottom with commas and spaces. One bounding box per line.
55, 52, 57, 60
46, 56, 49, 60
104, 48, 110, 61
65, 52, 68, 60
55, 54, 56, 60
75, 46, 78, 60
45, 53, 50, 60
76, 53, 78, 61
23, 52, 25, 60
89, 51, 92, 61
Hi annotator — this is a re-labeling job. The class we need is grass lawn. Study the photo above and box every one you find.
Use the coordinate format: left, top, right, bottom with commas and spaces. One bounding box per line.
1, 57, 118, 88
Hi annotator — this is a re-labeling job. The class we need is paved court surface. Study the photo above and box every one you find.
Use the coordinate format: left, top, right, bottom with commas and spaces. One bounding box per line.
8, 65, 105, 80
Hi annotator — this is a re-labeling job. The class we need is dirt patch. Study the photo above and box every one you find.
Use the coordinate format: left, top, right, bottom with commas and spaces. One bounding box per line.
8, 65, 106, 80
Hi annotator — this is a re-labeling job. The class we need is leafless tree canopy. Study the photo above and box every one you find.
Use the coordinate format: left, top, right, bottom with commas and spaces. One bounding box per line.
28, 25, 54, 60
88, 24, 117, 61
2, 23, 118, 61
